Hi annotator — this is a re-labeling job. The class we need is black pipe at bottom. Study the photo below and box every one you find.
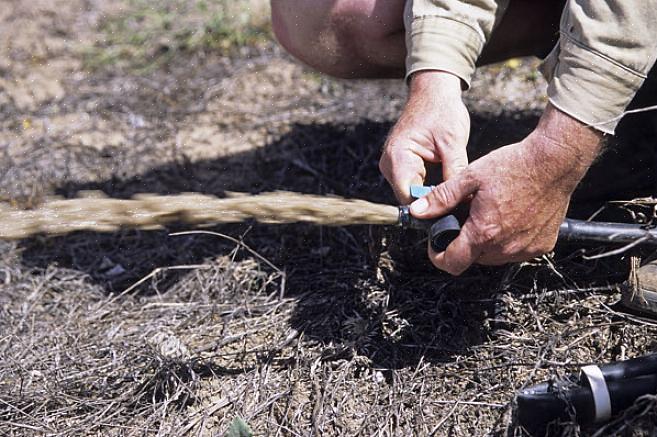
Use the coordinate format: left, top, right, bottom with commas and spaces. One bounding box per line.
517, 354, 657, 434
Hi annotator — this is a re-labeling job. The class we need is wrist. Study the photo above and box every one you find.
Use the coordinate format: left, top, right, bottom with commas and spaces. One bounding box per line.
531, 104, 604, 191
537, 103, 603, 165
409, 70, 462, 98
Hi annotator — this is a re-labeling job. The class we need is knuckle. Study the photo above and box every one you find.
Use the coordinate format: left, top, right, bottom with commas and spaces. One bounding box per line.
499, 241, 523, 259
546, 233, 559, 251
430, 183, 455, 207
428, 252, 445, 270
381, 137, 395, 153
529, 240, 555, 256
432, 256, 462, 276
384, 127, 407, 148
478, 223, 503, 244
448, 264, 466, 276
379, 166, 394, 186
446, 256, 469, 275
443, 158, 468, 177
381, 137, 400, 157
379, 149, 402, 176
526, 232, 558, 256
438, 140, 459, 152
381, 143, 405, 165
378, 156, 389, 176
458, 169, 477, 190
499, 239, 552, 262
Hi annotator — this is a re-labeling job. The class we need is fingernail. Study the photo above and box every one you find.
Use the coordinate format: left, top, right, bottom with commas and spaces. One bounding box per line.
410, 197, 428, 214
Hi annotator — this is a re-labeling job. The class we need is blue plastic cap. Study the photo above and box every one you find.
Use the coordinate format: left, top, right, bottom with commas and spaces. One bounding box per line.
410, 185, 434, 199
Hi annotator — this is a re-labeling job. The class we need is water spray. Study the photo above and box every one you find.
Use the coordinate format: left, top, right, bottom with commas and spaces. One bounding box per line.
3, 187, 657, 254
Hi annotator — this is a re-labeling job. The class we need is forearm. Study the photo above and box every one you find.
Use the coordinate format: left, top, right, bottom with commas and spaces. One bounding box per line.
530, 104, 603, 193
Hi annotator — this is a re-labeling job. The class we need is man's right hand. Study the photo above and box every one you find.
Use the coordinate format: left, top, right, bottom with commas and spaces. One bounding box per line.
379, 70, 470, 204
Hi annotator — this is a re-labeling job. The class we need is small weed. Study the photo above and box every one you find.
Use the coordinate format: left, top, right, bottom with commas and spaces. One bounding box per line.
227, 417, 253, 437
82, 0, 271, 73
526, 69, 541, 83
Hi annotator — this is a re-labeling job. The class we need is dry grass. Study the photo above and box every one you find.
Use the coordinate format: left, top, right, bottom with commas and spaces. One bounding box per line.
2, 1, 657, 436
4, 220, 657, 436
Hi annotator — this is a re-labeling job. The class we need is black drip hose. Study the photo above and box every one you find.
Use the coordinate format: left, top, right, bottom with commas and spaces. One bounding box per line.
558, 218, 657, 246
398, 207, 657, 252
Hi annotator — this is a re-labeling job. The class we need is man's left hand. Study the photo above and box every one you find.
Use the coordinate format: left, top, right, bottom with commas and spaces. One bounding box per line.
409, 104, 603, 275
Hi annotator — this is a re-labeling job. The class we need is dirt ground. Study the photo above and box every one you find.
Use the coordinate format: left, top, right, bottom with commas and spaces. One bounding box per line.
2, 1, 657, 436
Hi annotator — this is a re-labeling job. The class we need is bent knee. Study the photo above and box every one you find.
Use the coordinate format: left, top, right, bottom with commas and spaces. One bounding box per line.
271, 0, 404, 78
271, 0, 365, 77
270, 1, 299, 57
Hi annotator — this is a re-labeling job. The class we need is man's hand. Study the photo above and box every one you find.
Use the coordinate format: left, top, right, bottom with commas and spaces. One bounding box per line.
409, 104, 603, 275
379, 71, 470, 204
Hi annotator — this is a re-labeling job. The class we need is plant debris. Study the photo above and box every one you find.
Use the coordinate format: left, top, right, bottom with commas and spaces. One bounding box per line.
2, 1, 657, 436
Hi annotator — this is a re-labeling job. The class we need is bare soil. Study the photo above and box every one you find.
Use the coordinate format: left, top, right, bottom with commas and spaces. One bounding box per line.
2, 1, 657, 436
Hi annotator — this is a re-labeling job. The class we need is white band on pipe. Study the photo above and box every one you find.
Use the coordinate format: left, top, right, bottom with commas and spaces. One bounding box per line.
581, 365, 612, 422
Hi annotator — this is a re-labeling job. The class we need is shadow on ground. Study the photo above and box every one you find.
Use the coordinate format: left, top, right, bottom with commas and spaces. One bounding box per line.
15, 107, 657, 369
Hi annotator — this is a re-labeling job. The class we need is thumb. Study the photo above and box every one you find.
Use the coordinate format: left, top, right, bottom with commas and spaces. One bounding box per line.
409, 173, 477, 218
439, 143, 469, 181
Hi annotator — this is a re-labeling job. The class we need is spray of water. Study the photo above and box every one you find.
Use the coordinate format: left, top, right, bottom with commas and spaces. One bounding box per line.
0, 191, 400, 239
